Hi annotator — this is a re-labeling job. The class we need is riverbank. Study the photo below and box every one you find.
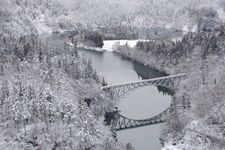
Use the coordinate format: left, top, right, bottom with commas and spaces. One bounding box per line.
78, 47, 172, 150
102, 40, 148, 52
75, 39, 148, 53
114, 29, 225, 149
77, 44, 106, 52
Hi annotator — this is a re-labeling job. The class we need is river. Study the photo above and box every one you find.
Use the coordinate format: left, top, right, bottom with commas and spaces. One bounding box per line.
78, 49, 171, 150
44, 33, 172, 149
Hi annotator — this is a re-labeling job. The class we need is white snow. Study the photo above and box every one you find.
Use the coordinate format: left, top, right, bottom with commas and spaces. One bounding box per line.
161, 144, 183, 150
192, 25, 198, 32
77, 44, 106, 52
103, 40, 149, 52
217, 7, 225, 21
183, 25, 189, 35
172, 37, 183, 42
64, 42, 105, 52
68, 42, 74, 47
181, 24, 198, 36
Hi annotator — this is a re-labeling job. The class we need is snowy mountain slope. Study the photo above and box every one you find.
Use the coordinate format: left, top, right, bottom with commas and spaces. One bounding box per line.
0, 35, 128, 149
1, 0, 225, 36
114, 27, 225, 150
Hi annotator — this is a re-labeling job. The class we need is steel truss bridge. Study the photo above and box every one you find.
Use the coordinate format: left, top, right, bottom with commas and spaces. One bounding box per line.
104, 108, 170, 131
102, 73, 186, 131
101, 73, 186, 100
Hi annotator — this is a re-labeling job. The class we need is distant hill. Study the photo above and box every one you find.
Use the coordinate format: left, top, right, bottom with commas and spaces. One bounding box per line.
0, 0, 224, 36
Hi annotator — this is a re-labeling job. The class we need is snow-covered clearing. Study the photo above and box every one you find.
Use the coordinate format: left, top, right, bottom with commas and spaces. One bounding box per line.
76, 39, 149, 52
217, 7, 225, 20
161, 144, 183, 150
103, 40, 149, 52
65, 42, 106, 52
182, 25, 198, 35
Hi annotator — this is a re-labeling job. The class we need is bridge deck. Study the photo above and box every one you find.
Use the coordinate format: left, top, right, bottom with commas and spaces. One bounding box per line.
101, 73, 186, 90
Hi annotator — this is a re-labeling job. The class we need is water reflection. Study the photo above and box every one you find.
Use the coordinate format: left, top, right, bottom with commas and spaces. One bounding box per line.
132, 62, 167, 79
46, 34, 173, 150
132, 60, 174, 96
77, 48, 171, 150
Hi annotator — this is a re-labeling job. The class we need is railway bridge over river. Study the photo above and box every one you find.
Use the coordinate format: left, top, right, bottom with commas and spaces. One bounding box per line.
101, 73, 187, 131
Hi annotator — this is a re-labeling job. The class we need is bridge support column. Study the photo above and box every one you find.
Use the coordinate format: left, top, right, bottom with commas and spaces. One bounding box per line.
104, 108, 119, 140
111, 127, 117, 141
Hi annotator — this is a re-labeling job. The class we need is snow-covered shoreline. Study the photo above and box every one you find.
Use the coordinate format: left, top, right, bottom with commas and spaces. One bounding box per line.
76, 39, 149, 53
77, 44, 106, 52
102, 39, 149, 52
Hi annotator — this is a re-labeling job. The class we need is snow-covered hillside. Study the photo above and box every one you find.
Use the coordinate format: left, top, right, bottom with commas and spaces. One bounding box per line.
0, 35, 127, 150
114, 27, 225, 150
1, 0, 225, 36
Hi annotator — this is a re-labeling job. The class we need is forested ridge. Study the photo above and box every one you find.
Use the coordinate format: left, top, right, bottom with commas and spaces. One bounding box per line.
115, 27, 225, 149
1, 0, 225, 37
0, 35, 127, 149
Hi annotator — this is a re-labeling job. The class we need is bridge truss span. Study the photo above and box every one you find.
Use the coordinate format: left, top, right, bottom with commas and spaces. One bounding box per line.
111, 108, 170, 131
101, 73, 186, 99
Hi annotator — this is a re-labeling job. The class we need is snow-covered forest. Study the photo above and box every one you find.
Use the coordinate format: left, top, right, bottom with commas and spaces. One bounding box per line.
0, 0, 225, 149
1, 0, 225, 36
115, 27, 225, 149
0, 35, 129, 149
